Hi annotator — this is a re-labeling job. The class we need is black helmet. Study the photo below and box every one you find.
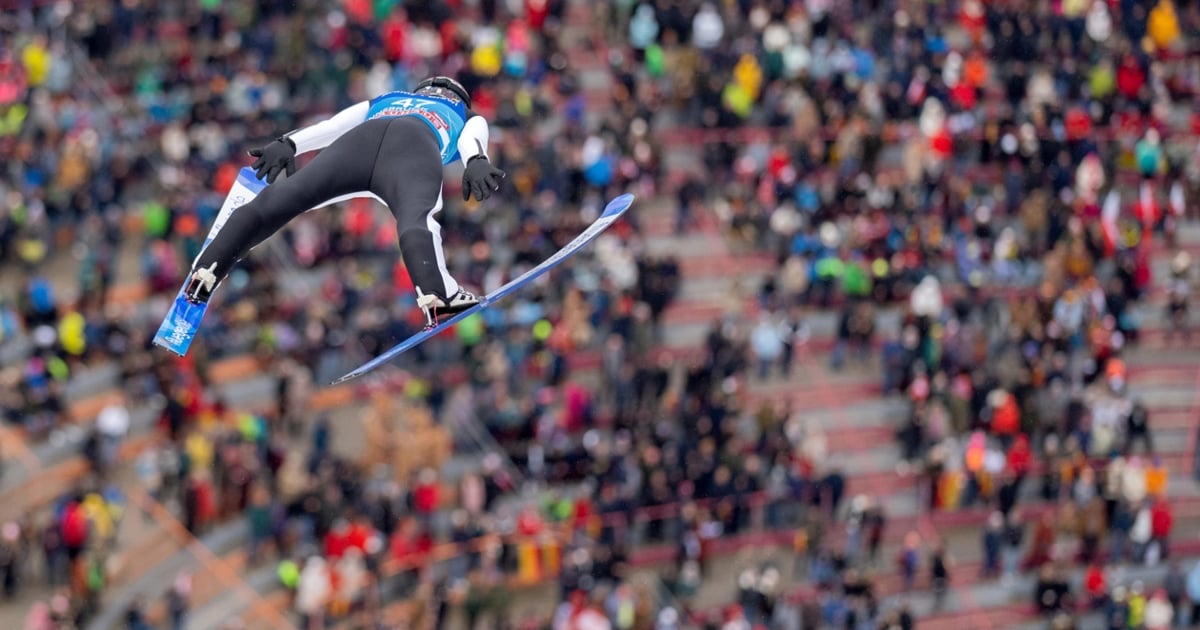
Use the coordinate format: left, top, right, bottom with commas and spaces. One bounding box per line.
415, 76, 470, 109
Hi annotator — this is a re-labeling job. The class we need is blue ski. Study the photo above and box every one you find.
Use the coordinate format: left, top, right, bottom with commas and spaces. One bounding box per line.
332, 193, 636, 384
153, 168, 268, 356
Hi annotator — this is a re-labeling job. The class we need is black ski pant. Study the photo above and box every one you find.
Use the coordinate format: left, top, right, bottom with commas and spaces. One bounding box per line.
195, 115, 458, 299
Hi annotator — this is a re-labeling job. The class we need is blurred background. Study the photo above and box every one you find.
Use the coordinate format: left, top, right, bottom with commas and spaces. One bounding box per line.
1, 0, 1200, 629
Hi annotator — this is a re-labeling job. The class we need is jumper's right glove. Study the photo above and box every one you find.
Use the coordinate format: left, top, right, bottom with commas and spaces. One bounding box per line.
249, 137, 297, 184
462, 156, 506, 202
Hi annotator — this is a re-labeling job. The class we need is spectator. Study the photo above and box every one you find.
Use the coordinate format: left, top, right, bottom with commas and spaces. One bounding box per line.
929, 544, 951, 610
981, 511, 1005, 579
1035, 565, 1072, 617
1186, 560, 1200, 627
0, 522, 18, 599
1150, 499, 1174, 563
1130, 581, 1149, 628
1165, 251, 1192, 341
295, 556, 331, 630
1144, 589, 1174, 630
96, 397, 131, 475
1107, 585, 1131, 630
750, 313, 784, 381
896, 532, 919, 593
166, 571, 191, 630
1084, 562, 1108, 610
1024, 513, 1057, 571
1125, 399, 1154, 455
1164, 561, 1187, 626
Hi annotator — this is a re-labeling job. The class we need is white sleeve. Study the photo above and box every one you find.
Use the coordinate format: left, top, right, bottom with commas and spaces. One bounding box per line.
285, 101, 370, 154
457, 115, 491, 166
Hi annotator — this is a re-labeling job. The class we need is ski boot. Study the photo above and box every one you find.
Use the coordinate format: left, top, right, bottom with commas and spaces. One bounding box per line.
183, 262, 220, 304
155, 262, 222, 356
415, 287, 480, 330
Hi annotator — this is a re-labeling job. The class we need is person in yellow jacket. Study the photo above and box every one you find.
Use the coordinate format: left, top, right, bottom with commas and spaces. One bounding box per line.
184, 429, 214, 474
1147, 0, 1181, 51
81, 493, 115, 549
20, 35, 51, 86
1129, 580, 1148, 628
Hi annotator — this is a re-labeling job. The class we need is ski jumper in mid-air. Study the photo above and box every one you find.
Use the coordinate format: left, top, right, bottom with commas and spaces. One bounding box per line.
183, 76, 506, 328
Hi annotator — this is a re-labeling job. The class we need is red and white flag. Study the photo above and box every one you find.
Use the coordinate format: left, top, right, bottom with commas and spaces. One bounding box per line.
1101, 189, 1121, 256
1136, 180, 1160, 230
1170, 181, 1186, 216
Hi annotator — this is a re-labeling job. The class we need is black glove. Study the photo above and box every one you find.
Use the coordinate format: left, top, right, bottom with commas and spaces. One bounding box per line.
248, 136, 297, 184
462, 156, 505, 202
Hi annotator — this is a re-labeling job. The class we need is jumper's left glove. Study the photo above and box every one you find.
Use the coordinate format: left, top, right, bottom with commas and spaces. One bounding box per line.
249, 136, 297, 184
462, 156, 505, 202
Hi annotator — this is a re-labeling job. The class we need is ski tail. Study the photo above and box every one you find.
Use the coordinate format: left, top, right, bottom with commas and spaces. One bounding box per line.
152, 295, 209, 356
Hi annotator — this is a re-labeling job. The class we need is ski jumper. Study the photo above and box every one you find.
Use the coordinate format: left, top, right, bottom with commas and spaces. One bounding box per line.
192, 91, 493, 303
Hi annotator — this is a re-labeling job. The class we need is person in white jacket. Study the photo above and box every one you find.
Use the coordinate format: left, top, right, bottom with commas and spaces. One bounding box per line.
1143, 589, 1174, 630
295, 556, 332, 629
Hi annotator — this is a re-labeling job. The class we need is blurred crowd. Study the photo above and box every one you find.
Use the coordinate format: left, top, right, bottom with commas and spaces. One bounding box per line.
2, 484, 127, 629
2, 0, 1200, 629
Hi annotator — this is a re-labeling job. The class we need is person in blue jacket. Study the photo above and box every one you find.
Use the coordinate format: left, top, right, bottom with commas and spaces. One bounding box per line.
183, 76, 505, 328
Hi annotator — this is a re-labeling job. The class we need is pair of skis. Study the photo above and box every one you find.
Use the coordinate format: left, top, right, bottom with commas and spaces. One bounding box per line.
152, 168, 635, 384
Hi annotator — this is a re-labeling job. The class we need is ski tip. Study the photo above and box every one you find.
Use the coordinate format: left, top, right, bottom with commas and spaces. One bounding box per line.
330, 372, 358, 386
605, 193, 636, 215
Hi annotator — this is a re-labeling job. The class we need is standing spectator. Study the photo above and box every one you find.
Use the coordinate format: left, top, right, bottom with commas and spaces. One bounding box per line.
1035, 565, 1072, 617
1150, 499, 1174, 563
1107, 585, 1132, 629
1131, 501, 1155, 563
40, 515, 64, 588
897, 532, 920, 592
296, 556, 331, 630
750, 313, 784, 380
929, 544, 951, 610
0, 522, 18, 599
1165, 251, 1192, 341
1023, 513, 1056, 571
1003, 511, 1025, 583
412, 468, 442, 525
1185, 560, 1200, 627
166, 571, 191, 630
96, 397, 131, 475
1145, 589, 1174, 630
864, 502, 886, 565
59, 497, 88, 568
1130, 581, 1149, 629
247, 483, 274, 565
1084, 562, 1108, 610
982, 512, 1005, 579
1164, 561, 1186, 627
1125, 399, 1154, 455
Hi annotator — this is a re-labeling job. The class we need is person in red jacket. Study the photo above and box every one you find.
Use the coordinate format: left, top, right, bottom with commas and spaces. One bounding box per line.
1151, 499, 1174, 559
412, 468, 442, 520
346, 517, 372, 555
1084, 562, 1108, 609
1007, 433, 1034, 480
990, 389, 1021, 441
324, 519, 353, 560
59, 499, 89, 563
